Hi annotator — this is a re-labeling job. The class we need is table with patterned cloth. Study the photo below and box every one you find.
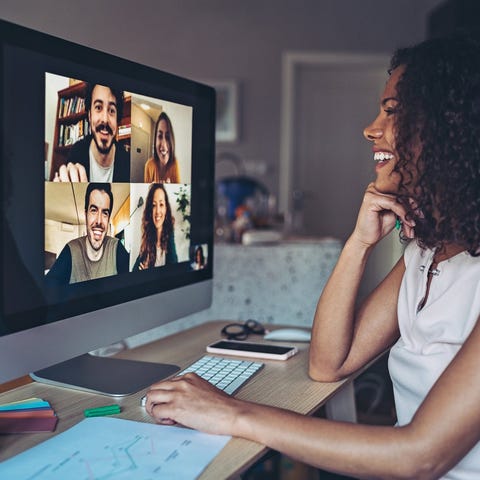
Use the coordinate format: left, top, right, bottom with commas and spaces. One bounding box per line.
126, 238, 342, 348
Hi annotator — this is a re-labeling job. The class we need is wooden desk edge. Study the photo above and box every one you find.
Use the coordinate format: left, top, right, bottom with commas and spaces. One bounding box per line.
0, 375, 32, 394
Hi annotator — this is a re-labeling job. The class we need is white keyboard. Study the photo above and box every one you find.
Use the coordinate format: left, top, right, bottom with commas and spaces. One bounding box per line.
141, 355, 263, 406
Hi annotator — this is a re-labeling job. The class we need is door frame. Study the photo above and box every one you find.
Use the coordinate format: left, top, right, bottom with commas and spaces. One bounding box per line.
279, 52, 390, 216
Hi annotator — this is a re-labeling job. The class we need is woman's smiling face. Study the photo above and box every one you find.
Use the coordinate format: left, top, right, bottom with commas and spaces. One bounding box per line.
152, 187, 167, 231
363, 66, 406, 194
155, 119, 171, 167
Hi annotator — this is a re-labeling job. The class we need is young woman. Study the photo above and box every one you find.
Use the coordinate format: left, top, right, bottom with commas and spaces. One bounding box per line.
133, 183, 177, 270
144, 36, 480, 479
192, 245, 206, 270
144, 112, 180, 183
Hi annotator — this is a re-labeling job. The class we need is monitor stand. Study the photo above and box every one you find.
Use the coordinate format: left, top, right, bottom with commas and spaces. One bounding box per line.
30, 353, 180, 396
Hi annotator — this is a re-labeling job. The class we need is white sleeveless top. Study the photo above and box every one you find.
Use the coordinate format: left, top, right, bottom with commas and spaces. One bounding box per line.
389, 241, 480, 479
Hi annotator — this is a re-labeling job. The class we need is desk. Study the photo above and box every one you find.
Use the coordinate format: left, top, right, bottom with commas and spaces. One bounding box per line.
0, 321, 358, 479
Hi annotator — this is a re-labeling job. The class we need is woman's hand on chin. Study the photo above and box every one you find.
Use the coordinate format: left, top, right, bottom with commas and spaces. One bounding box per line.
351, 183, 415, 248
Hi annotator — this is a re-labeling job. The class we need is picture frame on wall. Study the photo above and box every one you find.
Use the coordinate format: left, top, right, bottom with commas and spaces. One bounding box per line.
211, 81, 239, 142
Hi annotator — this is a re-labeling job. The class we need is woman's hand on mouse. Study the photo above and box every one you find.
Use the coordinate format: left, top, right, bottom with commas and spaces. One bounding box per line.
145, 373, 241, 435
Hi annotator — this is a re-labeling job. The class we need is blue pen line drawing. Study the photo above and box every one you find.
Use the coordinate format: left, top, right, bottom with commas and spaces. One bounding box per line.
5, 419, 230, 480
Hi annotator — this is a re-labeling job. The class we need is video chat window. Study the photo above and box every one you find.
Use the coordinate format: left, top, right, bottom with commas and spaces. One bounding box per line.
129, 92, 193, 184
190, 243, 209, 271
44, 73, 198, 285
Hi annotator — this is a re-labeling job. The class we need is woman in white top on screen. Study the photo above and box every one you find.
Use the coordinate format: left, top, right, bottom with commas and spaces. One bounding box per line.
145, 36, 480, 479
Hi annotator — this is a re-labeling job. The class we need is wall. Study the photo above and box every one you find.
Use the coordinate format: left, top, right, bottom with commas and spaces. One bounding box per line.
1, 0, 443, 202
130, 103, 153, 182
44, 219, 80, 258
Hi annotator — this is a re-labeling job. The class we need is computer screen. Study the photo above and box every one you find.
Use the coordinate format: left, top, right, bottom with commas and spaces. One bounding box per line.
0, 20, 216, 393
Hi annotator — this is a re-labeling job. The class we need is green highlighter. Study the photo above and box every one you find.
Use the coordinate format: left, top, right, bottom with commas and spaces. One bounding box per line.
84, 404, 121, 418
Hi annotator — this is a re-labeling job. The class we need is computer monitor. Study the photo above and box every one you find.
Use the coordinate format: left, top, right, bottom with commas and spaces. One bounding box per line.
0, 20, 216, 395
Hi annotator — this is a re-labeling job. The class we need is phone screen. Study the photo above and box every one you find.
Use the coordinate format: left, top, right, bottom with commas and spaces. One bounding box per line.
207, 340, 298, 360
209, 341, 292, 354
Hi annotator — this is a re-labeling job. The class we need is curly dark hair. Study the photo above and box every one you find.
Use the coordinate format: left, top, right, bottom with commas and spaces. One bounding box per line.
139, 183, 175, 268
390, 35, 480, 256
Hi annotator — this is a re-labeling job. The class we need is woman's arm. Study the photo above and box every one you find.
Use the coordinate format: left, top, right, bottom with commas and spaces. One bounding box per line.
146, 316, 480, 479
169, 159, 180, 183
132, 255, 142, 271
309, 183, 415, 381
144, 158, 154, 183
309, 239, 403, 381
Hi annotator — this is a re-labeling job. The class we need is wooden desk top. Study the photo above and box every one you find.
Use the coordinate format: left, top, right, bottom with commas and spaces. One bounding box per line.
0, 320, 354, 479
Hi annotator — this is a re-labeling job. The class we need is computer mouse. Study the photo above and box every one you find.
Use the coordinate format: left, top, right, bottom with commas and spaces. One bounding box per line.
264, 328, 311, 342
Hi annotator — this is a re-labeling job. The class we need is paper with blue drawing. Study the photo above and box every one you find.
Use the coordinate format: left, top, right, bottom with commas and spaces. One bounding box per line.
0, 417, 231, 479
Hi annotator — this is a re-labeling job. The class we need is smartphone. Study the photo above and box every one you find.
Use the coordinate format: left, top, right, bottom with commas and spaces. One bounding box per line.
206, 340, 298, 361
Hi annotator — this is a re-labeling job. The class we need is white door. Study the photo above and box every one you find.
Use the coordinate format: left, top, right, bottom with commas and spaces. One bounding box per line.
130, 125, 151, 183
280, 54, 403, 297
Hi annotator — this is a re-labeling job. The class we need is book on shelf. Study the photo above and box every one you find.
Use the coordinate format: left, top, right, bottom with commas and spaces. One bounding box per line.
58, 96, 85, 118
58, 118, 90, 147
118, 124, 131, 136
